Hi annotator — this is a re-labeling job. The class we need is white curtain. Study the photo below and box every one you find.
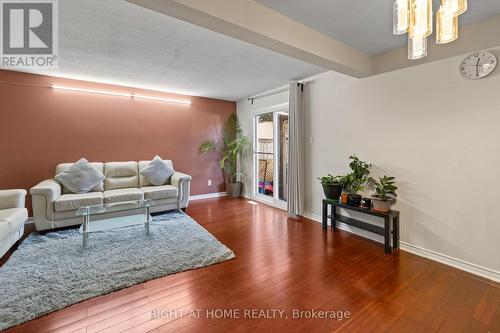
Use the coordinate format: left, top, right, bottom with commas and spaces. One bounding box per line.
287, 82, 304, 216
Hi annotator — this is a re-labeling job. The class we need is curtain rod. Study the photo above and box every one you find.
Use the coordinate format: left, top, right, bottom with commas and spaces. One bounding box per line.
248, 82, 305, 105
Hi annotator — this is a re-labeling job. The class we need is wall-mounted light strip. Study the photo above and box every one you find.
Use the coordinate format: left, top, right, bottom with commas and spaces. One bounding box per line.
52, 85, 131, 97
133, 94, 191, 104
52, 85, 191, 105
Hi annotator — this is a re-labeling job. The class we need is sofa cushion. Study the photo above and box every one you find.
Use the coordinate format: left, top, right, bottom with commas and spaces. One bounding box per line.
0, 208, 28, 237
55, 161, 104, 194
55, 193, 103, 212
105, 162, 139, 190
0, 223, 8, 241
139, 159, 174, 187
103, 188, 144, 204
140, 185, 178, 200
139, 156, 175, 186
55, 159, 105, 194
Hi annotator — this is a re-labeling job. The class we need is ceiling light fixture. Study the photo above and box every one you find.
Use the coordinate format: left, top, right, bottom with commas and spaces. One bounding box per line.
52, 85, 191, 105
436, 5, 458, 44
393, 0, 467, 60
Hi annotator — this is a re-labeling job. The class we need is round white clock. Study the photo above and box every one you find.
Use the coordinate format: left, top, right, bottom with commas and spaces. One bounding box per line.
459, 51, 497, 80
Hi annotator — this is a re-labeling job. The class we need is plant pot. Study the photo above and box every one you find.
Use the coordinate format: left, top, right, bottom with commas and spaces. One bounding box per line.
227, 182, 242, 198
321, 184, 342, 201
341, 193, 348, 204
347, 194, 362, 207
371, 197, 395, 212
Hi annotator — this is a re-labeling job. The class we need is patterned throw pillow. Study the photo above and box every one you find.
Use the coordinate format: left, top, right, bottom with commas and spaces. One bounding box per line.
55, 158, 105, 194
140, 156, 175, 186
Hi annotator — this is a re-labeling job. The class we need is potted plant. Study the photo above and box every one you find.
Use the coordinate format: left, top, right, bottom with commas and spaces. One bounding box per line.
372, 176, 398, 212
199, 113, 249, 198
342, 155, 373, 207
317, 174, 343, 201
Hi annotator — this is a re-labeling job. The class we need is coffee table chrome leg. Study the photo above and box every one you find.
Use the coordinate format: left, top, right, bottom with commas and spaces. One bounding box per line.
83, 213, 89, 249
145, 204, 150, 236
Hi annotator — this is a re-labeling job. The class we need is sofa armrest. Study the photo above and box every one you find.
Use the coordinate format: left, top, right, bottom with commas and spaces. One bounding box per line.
171, 172, 192, 188
171, 172, 191, 208
0, 189, 27, 210
30, 179, 61, 202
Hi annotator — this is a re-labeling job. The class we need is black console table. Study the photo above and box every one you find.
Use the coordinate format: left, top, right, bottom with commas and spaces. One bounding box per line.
322, 199, 400, 253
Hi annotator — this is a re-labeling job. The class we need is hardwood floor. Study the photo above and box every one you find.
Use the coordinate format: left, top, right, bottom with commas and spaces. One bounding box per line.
2, 197, 499, 333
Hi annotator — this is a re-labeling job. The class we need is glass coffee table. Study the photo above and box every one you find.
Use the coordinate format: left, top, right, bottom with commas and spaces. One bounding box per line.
76, 200, 153, 248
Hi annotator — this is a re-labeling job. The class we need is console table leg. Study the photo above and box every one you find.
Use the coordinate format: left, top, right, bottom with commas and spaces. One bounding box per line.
322, 201, 327, 230
145, 204, 151, 236
332, 206, 337, 230
392, 216, 399, 250
384, 217, 391, 253
83, 213, 89, 249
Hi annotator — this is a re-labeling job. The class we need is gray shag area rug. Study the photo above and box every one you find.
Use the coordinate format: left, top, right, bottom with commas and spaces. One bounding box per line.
0, 211, 234, 331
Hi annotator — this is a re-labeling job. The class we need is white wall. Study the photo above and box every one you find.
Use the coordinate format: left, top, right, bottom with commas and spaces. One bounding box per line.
237, 47, 500, 281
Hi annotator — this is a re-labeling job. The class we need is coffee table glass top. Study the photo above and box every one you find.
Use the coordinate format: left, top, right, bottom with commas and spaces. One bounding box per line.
75, 199, 154, 216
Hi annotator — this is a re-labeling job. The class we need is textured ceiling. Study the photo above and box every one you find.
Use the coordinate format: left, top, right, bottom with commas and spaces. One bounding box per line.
27, 0, 325, 101
256, 0, 500, 55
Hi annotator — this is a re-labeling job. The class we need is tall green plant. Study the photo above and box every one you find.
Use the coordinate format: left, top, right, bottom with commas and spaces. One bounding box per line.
342, 155, 373, 194
199, 113, 249, 183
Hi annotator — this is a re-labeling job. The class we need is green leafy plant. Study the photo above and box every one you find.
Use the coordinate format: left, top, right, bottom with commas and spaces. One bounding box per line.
348, 155, 372, 180
341, 155, 373, 194
317, 174, 343, 185
373, 176, 398, 200
199, 113, 249, 183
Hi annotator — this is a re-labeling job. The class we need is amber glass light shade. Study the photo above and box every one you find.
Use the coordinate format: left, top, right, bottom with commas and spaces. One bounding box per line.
443, 0, 467, 16
436, 5, 458, 44
409, 0, 433, 39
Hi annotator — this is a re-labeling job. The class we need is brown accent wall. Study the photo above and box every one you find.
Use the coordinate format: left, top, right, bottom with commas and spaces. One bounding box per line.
0, 70, 235, 214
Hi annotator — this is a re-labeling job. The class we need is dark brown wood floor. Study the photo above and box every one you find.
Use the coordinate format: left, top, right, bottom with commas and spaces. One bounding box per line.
2, 197, 499, 333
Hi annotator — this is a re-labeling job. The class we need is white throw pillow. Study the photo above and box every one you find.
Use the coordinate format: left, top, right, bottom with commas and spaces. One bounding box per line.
140, 156, 175, 186
55, 158, 105, 194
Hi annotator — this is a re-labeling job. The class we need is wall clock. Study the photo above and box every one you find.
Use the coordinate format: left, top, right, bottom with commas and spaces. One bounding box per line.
459, 51, 497, 80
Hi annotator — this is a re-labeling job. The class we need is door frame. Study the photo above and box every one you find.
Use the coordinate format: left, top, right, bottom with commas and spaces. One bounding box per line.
252, 103, 289, 209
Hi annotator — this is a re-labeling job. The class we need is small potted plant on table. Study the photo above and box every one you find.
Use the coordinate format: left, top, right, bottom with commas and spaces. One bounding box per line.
371, 176, 398, 212
341, 173, 366, 207
317, 174, 343, 201
342, 155, 373, 207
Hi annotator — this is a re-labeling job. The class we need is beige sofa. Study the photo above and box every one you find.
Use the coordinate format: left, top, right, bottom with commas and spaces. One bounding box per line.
0, 190, 28, 258
30, 160, 191, 231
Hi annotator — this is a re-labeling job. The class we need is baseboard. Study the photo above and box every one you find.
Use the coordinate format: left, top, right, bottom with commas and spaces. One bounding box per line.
399, 242, 500, 283
189, 192, 227, 201
302, 211, 500, 283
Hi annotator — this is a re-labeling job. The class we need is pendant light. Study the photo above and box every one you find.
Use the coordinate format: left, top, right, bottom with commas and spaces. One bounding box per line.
443, 0, 467, 16
393, 0, 410, 34
408, 36, 428, 60
436, 5, 458, 44
393, 0, 467, 60
409, 0, 433, 39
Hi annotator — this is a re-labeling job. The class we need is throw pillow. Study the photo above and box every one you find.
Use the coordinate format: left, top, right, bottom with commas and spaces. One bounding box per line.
140, 156, 175, 186
55, 158, 105, 194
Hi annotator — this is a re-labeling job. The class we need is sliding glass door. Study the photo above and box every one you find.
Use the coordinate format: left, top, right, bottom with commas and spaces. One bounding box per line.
254, 108, 289, 205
